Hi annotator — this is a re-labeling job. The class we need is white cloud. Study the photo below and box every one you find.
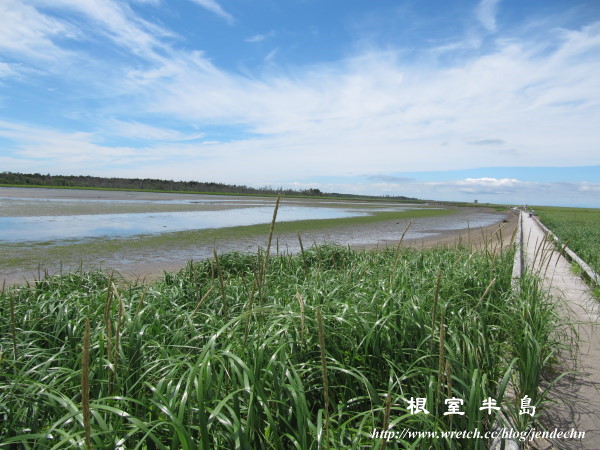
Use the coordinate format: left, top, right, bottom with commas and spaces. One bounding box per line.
131, 0, 160, 5
0, 119, 216, 172
188, 0, 234, 24
0, 0, 174, 71
579, 182, 600, 193
263, 48, 279, 64
0, 62, 18, 78
118, 28, 600, 176
0, 0, 79, 62
469, 139, 505, 146
34, 0, 173, 59
476, 0, 500, 32
106, 119, 205, 142
246, 34, 267, 43
245, 31, 276, 43
434, 177, 523, 194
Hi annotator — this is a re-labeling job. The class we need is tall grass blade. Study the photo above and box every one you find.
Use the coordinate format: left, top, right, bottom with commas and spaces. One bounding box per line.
317, 307, 330, 448
82, 318, 92, 449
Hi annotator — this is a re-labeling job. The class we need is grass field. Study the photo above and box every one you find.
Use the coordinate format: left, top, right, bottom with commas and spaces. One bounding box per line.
534, 207, 600, 277
1, 239, 568, 448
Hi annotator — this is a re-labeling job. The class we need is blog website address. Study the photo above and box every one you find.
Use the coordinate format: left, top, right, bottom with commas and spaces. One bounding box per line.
372, 427, 586, 442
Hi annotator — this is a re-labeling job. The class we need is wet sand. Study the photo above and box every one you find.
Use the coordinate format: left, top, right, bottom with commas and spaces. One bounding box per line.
107, 210, 518, 284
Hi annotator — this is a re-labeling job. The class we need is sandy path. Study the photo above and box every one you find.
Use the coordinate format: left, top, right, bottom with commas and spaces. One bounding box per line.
520, 212, 600, 449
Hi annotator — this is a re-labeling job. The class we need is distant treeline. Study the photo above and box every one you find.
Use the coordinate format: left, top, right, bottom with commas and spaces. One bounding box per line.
0, 171, 418, 201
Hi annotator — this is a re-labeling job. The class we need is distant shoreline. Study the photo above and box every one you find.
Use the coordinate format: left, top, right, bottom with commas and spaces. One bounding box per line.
0, 170, 421, 203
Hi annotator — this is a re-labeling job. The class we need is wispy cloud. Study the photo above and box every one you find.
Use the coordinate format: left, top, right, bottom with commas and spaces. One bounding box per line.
468, 139, 505, 146
245, 31, 276, 43
476, 0, 501, 32
105, 119, 205, 142
443, 177, 522, 194
188, 0, 234, 24
0, 62, 18, 79
0, 0, 79, 63
41, 0, 173, 59
368, 175, 415, 183
0, 119, 212, 172
0, 0, 174, 73
124, 28, 600, 173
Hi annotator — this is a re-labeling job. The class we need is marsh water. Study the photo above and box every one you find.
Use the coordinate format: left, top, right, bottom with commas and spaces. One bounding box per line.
0, 206, 375, 243
0, 187, 510, 283
0, 188, 505, 245
0, 188, 427, 243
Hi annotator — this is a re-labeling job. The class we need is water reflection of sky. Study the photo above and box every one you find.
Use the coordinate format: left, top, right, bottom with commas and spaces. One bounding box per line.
0, 206, 373, 243
0, 195, 422, 208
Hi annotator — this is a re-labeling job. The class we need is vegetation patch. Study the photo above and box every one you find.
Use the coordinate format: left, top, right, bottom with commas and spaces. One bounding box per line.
1, 243, 568, 448
534, 206, 600, 277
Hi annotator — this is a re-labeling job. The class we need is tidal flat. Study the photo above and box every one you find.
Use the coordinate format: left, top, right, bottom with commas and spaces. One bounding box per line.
0, 187, 511, 284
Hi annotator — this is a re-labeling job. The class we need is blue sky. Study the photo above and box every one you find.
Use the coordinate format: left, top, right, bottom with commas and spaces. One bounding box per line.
0, 0, 599, 207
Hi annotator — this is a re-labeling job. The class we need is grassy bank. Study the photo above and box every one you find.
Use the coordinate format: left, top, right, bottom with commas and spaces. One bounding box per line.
1, 242, 567, 448
534, 206, 600, 276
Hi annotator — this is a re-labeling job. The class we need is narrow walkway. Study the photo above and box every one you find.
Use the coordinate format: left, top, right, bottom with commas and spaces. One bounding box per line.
521, 212, 600, 449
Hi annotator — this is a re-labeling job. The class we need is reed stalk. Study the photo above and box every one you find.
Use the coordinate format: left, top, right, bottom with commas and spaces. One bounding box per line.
389, 221, 412, 284
430, 269, 442, 355
256, 195, 281, 306
9, 292, 17, 361
82, 318, 92, 449
192, 285, 215, 317
298, 232, 309, 279
264, 195, 281, 265
475, 277, 496, 309
104, 274, 114, 390
213, 249, 227, 316
381, 393, 392, 450
113, 283, 123, 386
295, 292, 306, 342
436, 304, 446, 414
394, 221, 412, 259
317, 307, 330, 448
135, 286, 147, 316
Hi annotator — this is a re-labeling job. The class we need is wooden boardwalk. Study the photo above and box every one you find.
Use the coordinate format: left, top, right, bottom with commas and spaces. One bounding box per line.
521, 212, 600, 449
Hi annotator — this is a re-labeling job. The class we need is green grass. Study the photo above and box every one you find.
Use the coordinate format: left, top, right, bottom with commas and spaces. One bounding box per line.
0, 241, 568, 448
534, 206, 600, 277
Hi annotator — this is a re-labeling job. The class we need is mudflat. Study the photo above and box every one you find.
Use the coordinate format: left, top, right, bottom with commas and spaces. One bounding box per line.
0, 187, 514, 285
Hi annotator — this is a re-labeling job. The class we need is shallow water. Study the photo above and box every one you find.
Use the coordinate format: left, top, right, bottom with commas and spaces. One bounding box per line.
134, 210, 507, 265
0, 187, 437, 243
0, 187, 504, 245
0, 205, 377, 243
0, 188, 512, 284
